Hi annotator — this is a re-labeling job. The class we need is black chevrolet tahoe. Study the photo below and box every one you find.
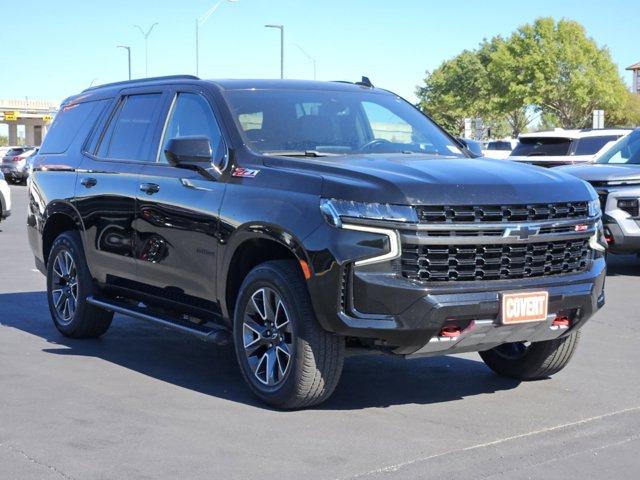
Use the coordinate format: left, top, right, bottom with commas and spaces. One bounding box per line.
28, 76, 607, 408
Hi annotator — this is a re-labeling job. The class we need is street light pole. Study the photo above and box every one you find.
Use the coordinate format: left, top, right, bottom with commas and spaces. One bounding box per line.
265, 24, 284, 79
117, 45, 132, 80
196, 0, 238, 77
293, 43, 316, 80
134, 23, 158, 77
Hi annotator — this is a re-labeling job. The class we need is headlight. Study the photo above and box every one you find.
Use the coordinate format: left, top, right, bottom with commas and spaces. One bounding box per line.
588, 198, 601, 217
320, 199, 417, 227
584, 183, 601, 218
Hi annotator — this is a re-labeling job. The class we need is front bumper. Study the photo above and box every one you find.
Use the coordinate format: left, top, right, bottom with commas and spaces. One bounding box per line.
598, 186, 640, 254
313, 256, 605, 355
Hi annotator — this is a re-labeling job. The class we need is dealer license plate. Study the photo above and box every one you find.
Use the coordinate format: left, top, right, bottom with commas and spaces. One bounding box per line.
501, 291, 549, 324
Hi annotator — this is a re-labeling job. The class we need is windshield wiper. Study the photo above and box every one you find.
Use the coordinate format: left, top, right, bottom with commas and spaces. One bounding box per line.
263, 150, 340, 158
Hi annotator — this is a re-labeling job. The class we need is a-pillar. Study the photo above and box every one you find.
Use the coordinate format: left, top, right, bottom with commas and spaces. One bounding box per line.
8, 123, 18, 145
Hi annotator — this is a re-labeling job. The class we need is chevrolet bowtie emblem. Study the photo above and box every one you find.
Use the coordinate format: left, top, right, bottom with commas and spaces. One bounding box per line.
503, 225, 540, 240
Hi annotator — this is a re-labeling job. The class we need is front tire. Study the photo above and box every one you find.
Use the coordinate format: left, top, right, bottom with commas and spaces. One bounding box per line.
479, 331, 581, 380
233, 260, 344, 409
47, 231, 113, 338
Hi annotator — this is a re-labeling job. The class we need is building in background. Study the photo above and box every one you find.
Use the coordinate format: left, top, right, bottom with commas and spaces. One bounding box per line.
0, 99, 57, 146
628, 61, 640, 95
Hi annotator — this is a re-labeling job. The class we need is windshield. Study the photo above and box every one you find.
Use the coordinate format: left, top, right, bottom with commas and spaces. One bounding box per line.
223, 88, 466, 157
510, 137, 572, 157
597, 130, 640, 165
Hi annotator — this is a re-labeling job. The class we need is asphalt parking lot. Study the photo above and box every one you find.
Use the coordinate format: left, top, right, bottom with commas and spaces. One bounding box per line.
1, 184, 639, 480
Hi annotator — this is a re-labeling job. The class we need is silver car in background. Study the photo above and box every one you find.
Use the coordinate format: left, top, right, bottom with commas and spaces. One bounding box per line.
555, 129, 640, 254
1, 146, 38, 184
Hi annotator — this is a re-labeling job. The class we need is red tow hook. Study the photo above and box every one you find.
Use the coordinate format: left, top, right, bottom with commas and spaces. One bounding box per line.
552, 316, 571, 327
439, 325, 463, 338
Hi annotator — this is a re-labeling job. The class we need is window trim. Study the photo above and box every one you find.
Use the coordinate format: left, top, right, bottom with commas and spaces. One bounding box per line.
86, 89, 168, 165
155, 89, 229, 171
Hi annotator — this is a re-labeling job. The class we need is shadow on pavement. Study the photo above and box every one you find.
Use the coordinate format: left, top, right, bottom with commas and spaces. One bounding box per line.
606, 254, 639, 277
0, 291, 520, 410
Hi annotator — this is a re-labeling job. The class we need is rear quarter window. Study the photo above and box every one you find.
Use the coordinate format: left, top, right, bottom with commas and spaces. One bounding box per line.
40, 99, 109, 154
573, 136, 620, 156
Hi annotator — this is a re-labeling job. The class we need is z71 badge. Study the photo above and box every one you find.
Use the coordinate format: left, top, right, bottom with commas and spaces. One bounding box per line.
232, 167, 260, 178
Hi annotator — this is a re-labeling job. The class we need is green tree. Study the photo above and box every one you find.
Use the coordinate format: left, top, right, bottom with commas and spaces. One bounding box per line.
608, 91, 640, 127
416, 50, 489, 135
497, 18, 629, 128
416, 17, 631, 135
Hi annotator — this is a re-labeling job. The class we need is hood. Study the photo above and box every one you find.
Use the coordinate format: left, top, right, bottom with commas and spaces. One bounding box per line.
265, 154, 594, 205
554, 163, 640, 184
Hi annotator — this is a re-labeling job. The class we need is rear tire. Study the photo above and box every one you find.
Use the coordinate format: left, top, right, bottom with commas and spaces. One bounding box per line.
479, 331, 581, 380
233, 260, 344, 409
46, 231, 113, 338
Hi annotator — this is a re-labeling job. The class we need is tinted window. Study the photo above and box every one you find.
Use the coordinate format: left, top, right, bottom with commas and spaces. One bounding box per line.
224, 89, 464, 157
160, 93, 224, 163
574, 135, 620, 156
40, 101, 106, 154
597, 130, 640, 165
4, 148, 27, 156
510, 137, 572, 157
487, 141, 512, 151
98, 94, 162, 161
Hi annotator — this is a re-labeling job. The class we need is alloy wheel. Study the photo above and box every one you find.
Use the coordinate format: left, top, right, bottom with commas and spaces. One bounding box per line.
242, 287, 294, 387
51, 250, 78, 325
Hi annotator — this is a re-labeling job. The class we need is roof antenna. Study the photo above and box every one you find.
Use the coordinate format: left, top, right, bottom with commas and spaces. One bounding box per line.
356, 76, 374, 88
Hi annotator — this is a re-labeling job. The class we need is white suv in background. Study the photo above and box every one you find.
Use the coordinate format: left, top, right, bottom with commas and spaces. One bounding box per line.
482, 139, 518, 159
0, 177, 11, 222
508, 129, 631, 167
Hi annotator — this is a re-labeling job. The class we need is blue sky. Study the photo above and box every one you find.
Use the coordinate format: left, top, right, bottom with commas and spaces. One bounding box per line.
0, 0, 638, 104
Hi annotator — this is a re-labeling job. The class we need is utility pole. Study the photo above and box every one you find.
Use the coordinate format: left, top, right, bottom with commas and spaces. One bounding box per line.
117, 45, 132, 80
265, 24, 284, 79
134, 23, 158, 77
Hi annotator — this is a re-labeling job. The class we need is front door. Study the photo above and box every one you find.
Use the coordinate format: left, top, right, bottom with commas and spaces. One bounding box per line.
134, 90, 227, 309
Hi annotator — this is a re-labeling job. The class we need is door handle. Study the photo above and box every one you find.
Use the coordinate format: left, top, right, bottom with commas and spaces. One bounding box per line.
80, 177, 97, 188
139, 183, 160, 195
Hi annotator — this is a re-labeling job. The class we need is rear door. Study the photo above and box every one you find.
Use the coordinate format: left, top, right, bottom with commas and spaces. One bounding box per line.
76, 88, 167, 290
133, 87, 228, 309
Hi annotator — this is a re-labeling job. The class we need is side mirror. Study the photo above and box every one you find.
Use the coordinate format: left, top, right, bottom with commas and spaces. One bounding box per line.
164, 136, 212, 167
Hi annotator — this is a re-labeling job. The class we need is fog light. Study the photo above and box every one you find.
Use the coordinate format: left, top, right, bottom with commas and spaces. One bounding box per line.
617, 198, 639, 217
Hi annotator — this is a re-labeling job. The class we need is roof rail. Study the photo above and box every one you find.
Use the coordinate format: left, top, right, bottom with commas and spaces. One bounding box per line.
82, 75, 200, 93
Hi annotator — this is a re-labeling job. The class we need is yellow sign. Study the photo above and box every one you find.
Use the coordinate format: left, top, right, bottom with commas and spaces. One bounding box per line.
42, 114, 53, 122
4, 111, 18, 121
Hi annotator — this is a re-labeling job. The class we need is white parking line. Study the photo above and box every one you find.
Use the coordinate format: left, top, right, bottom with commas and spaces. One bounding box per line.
345, 405, 640, 479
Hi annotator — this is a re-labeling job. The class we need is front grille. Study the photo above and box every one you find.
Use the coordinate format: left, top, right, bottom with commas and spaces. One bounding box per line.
401, 239, 591, 282
416, 202, 589, 223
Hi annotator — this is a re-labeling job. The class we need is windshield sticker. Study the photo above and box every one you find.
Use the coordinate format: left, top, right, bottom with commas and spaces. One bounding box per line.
232, 167, 260, 178
447, 145, 462, 154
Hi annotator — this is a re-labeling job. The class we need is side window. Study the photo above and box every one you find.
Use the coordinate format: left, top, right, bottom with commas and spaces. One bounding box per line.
159, 92, 224, 164
361, 101, 416, 144
574, 136, 619, 156
97, 93, 162, 161
40, 99, 109, 154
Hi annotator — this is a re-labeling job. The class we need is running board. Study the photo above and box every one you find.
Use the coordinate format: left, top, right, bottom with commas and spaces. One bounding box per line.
86, 296, 231, 346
